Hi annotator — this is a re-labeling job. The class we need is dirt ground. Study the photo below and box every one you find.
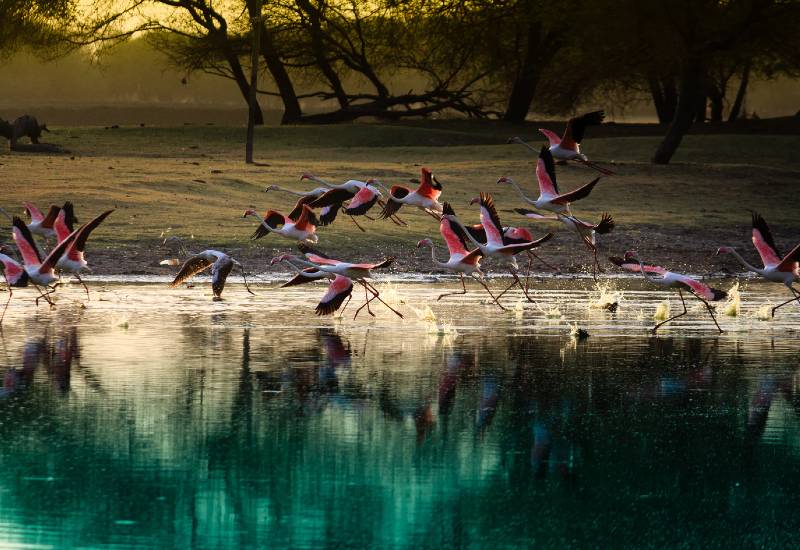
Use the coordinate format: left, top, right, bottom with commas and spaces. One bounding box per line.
1, 120, 798, 278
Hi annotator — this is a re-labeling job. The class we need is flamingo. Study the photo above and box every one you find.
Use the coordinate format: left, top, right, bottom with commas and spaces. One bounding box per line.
271, 245, 402, 319
442, 192, 553, 306
516, 210, 614, 279
242, 203, 319, 244
53, 202, 114, 299
275, 261, 357, 316
416, 202, 507, 307
0, 252, 27, 325
716, 212, 800, 317
169, 250, 255, 300
379, 167, 443, 220
10, 216, 80, 306
308, 180, 396, 231
510, 110, 613, 174
498, 145, 602, 216
265, 185, 340, 226
609, 251, 727, 333
22, 203, 61, 239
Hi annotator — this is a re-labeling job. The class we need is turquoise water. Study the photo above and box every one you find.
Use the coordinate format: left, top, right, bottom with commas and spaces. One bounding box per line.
0, 281, 799, 548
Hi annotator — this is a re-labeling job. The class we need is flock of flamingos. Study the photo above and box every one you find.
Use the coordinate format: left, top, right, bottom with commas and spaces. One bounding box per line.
1, 111, 798, 333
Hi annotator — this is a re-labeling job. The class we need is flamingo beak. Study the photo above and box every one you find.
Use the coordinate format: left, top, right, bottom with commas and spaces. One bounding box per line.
469, 197, 480, 205
497, 176, 508, 184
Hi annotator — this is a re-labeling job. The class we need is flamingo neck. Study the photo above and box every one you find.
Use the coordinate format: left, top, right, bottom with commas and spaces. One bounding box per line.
725, 248, 764, 275
425, 244, 449, 269
636, 260, 662, 285
508, 179, 536, 204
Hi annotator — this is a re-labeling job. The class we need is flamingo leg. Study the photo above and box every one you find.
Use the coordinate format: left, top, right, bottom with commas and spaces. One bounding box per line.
771, 286, 800, 317
529, 251, 559, 273
239, 266, 257, 296
494, 279, 519, 301
349, 215, 367, 232
575, 158, 615, 176
34, 284, 56, 307
339, 293, 353, 316
390, 213, 407, 226
353, 283, 376, 320
523, 253, 533, 293
0, 277, 11, 326
363, 281, 404, 318
75, 273, 90, 301
696, 296, 724, 334
471, 274, 507, 311
363, 214, 376, 221
652, 289, 687, 333
424, 209, 442, 221
437, 274, 467, 301
509, 268, 537, 304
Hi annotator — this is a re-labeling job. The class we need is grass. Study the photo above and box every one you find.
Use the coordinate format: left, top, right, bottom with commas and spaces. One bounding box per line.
1, 122, 799, 274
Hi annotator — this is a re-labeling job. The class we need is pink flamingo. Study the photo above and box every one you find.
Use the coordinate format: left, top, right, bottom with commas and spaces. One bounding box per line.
265, 185, 341, 226
498, 145, 602, 216
53, 202, 114, 299
610, 251, 727, 333
276, 263, 357, 317
243, 203, 319, 244
379, 167, 443, 220
717, 212, 800, 317
22, 203, 61, 239
169, 250, 255, 300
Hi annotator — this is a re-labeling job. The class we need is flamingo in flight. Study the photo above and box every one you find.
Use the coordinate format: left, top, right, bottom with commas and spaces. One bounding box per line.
169, 250, 255, 300
610, 251, 727, 333
510, 110, 613, 175
9, 216, 80, 307
516, 209, 614, 279
717, 212, 800, 317
416, 202, 505, 307
243, 203, 319, 244
271, 245, 402, 319
498, 146, 602, 216
277, 264, 355, 316
308, 180, 398, 231
265, 185, 340, 226
443, 192, 553, 306
379, 167, 444, 221
53, 202, 114, 299
299, 173, 405, 229
16, 203, 61, 239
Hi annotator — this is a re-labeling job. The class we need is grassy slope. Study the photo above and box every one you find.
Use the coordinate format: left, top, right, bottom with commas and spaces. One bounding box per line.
1, 123, 798, 275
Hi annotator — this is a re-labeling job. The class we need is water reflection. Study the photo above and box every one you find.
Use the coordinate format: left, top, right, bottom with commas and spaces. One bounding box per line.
0, 291, 799, 547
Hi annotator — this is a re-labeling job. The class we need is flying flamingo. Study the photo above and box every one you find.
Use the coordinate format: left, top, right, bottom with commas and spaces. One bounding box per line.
442, 192, 553, 306
509, 110, 613, 174
271, 246, 402, 319
242, 203, 319, 244
717, 212, 800, 317
308, 180, 396, 231
516, 210, 614, 279
300, 173, 405, 229
498, 146, 602, 216
169, 250, 255, 300
265, 185, 340, 226
379, 167, 444, 221
275, 261, 360, 317
609, 251, 727, 333
416, 202, 507, 307
10, 216, 80, 306
53, 202, 114, 299
16, 203, 61, 239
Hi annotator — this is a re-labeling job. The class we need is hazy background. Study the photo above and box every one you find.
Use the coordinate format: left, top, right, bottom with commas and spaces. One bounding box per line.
2, 38, 799, 126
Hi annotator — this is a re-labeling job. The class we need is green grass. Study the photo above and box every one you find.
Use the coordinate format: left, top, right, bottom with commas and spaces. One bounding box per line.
1, 123, 798, 273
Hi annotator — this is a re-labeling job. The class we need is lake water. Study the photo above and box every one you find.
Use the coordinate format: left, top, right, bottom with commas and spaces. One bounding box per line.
0, 279, 799, 548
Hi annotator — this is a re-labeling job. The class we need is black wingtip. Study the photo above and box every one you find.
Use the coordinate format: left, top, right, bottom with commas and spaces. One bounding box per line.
711, 288, 727, 301
442, 202, 455, 216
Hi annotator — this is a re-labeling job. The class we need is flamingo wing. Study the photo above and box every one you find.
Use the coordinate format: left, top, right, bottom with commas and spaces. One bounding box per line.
11, 217, 43, 266
608, 256, 667, 276
297, 243, 342, 266
0, 253, 25, 284
251, 211, 286, 240
673, 274, 727, 302
461, 247, 483, 265
499, 232, 553, 254
210, 257, 233, 297
72, 210, 113, 252
416, 168, 443, 199
538, 128, 561, 147
551, 177, 601, 205
287, 195, 316, 221
316, 275, 353, 316
514, 208, 560, 220
282, 268, 326, 288
170, 255, 213, 287
776, 242, 800, 273
440, 203, 470, 255
309, 188, 354, 209
294, 205, 319, 231
379, 186, 410, 219
594, 212, 615, 234
751, 212, 782, 267
503, 226, 534, 245
536, 146, 560, 195
564, 110, 604, 146
40, 228, 80, 272
343, 187, 380, 216
353, 257, 394, 270
23, 202, 44, 222
477, 192, 504, 247
319, 204, 341, 226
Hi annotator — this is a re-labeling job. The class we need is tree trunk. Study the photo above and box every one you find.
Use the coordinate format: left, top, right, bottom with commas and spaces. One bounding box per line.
652, 60, 704, 165
648, 76, 678, 123
708, 92, 724, 122
246, 0, 261, 163
504, 21, 544, 123
728, 60, 751, 122
223, 49, 264, 125
296, 0, 349, 108
694, 94, 707, 123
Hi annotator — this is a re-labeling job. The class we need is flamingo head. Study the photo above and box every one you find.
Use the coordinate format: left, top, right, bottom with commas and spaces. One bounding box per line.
270, 254, 295, 266
264, 185, 280, 193
506, 136, 524, 145
715, 246, 734, 256
242, 208, 258, 218
469, 196, 481, 205
416, 238, 433, 249
497, 176, 512, 185
300, 172, 315, 181
365, 179, 383, 196
622, 250, 640, 263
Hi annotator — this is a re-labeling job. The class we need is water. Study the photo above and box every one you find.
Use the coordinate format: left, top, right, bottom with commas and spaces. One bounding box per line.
0, 280, 799, 548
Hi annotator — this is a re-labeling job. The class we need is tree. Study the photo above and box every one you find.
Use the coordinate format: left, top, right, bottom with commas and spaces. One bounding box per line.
0, 0, 74, 56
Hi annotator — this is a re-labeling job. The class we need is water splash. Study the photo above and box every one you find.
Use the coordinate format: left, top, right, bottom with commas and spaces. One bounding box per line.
654, 300, 670, 321
588, 282, 623, 313
544, 306, 563, 319
513, 300, 525, 320
723, 282, 741, 317
375, 283, 405, 308
756, 305, 773, 321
